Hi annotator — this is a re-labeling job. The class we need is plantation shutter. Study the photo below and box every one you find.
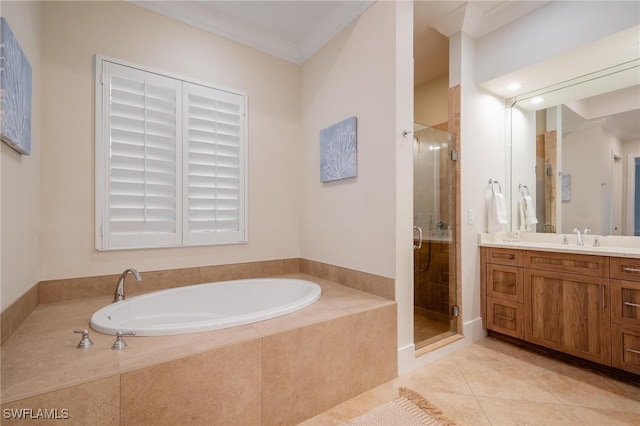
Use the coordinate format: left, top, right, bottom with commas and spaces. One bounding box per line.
184, 83, 246, 245
99, 62, 181, 249
96, 56, 247, 250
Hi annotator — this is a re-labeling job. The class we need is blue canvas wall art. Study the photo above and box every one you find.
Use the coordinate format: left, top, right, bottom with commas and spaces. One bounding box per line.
1, 17, 32, 155
320, 116, 357, 183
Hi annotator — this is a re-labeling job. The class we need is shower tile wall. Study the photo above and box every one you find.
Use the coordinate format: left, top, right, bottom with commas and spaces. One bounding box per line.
414, 240, 451, 315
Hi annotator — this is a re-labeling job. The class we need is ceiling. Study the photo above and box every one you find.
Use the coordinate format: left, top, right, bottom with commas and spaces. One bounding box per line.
131, 0, 376, 64
562, 84, 640, 141
131, 0, 640, 141
133, 1, 547, 82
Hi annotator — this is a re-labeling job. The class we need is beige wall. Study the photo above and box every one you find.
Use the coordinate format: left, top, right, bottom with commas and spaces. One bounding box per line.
38, 1, 301, 280
2, 1, 409, 314
456, 31, 506, 341
1, 1, 42, 310
299, 1, 399, 279
414, 75, 448, 126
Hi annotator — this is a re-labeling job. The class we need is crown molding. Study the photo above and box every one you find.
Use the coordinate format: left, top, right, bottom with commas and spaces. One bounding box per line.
130, 1, 374, 65
431, 1, 550, 39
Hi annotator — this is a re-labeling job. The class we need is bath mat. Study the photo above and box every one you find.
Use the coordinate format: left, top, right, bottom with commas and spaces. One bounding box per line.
341, 387, 458, 426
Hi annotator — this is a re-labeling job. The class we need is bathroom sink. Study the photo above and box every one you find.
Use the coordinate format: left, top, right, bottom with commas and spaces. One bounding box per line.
480, 233, 640, 258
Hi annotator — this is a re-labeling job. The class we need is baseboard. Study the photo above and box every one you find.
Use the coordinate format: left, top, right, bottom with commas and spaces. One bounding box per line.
397, 317, 487, 375
1, 283, 39, 344
397, 343, 416, 375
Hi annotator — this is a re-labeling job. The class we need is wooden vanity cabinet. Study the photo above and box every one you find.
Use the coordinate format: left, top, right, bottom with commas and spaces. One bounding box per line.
523, 268, 610, 365
522, 251, 611, 365
482, 248, 524, 339
610, 257, 640, 374
481, 247, 615, 368
611, 257, 640, 282
524, 250, 609, 276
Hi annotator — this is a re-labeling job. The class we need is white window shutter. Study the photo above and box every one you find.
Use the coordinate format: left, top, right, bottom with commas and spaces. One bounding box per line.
100, 62, 181, 249
96, 57, 246, 250
183, 83, 247, 245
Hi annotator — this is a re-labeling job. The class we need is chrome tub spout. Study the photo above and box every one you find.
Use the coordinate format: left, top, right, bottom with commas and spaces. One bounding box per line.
113, 268, 142, 303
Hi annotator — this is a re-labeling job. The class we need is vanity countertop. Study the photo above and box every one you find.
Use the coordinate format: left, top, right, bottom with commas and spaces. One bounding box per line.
479, 233, 640, 258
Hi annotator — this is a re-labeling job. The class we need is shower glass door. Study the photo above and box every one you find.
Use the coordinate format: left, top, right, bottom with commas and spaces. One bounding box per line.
413, 124, 457, 349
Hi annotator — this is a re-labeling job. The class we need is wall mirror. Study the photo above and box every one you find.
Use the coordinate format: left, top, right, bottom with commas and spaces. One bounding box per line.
505, 51, 640, 236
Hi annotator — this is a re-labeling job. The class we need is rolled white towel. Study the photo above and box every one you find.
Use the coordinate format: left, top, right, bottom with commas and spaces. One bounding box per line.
487, 193, 507, 233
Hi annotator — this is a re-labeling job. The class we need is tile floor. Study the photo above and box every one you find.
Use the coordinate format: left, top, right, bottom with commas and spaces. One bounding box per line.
301, 336, 640, 425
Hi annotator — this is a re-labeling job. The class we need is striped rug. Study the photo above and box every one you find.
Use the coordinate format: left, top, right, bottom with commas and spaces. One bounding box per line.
341, 387, 458, 426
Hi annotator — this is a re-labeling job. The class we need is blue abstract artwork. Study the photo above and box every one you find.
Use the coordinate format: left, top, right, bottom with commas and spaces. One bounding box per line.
320, 116, 357, 183
1, 17, 32, 155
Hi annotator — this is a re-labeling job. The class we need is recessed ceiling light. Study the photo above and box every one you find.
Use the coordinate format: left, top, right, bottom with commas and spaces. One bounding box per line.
507, 82, 522, 91
531, 97, 544, 104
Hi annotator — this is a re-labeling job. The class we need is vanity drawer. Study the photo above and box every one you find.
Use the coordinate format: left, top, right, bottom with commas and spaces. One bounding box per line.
611, 279, 640, 328
487, 297, 523, 339
487, 264, 523, 303
611, 324, 640, 375
524, 251, 608, 277
486, 248, 523, 267
610, 257, 640, 282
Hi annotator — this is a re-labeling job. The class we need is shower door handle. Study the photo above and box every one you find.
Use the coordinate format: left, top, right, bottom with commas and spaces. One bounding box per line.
413, 226, 423, 250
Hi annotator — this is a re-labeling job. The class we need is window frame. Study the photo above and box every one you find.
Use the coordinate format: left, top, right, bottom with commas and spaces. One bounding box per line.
95, 55, 248, 251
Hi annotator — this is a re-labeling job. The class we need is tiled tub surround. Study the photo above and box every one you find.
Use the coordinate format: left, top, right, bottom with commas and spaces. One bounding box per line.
1, 258, 394, 344
1, 272, 397, 425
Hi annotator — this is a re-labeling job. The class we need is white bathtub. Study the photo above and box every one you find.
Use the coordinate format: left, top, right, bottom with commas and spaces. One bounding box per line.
90, 278, 322, 336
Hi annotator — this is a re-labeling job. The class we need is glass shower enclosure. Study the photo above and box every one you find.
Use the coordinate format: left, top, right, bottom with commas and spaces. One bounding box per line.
412, 124, 458, 349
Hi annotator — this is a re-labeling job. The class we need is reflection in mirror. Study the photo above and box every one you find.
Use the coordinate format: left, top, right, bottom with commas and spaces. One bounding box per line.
507, 63, 640, 237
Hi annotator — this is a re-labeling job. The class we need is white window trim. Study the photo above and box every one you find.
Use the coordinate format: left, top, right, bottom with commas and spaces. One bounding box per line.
95, 55, 248, 251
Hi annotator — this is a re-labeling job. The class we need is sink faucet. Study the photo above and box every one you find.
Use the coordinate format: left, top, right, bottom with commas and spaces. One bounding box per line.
572, 228, 583, 246
113, 268, 142, 302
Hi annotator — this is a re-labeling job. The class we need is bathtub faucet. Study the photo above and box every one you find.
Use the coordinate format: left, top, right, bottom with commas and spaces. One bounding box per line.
113, 268, 142, 303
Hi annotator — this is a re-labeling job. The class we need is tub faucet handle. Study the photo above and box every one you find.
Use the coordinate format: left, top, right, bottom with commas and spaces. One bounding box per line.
111, 330, 136, 350
73, 329, 94, 349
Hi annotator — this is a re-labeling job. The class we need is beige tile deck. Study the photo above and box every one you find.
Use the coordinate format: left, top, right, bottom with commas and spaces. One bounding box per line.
1, 273, 394, 404
302, 336, 640, 426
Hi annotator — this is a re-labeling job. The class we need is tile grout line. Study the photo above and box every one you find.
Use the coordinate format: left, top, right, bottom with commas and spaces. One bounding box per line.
451, 357, 494, 425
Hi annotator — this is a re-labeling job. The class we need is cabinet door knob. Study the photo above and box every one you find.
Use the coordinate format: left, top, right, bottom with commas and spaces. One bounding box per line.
623, 267, 640, 273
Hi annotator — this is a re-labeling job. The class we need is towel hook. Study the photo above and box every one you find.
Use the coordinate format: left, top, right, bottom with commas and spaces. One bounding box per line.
518, 184, 530, 196
488, 179, 501, 194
